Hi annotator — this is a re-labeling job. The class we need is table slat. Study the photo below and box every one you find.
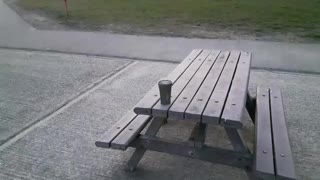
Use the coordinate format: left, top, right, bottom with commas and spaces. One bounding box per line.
152, 50, 212, 117
185, 51, 230, 122
221, 52, 251, 128
133, 49, 202, 115
202, 51, 241, 124
168, 50, 221, 119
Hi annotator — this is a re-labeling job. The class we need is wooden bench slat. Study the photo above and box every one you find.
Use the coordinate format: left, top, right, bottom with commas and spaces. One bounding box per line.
152, 50, 212, 117
133, 49, 203, 115
111, 115, 152, 150
168, 50, 221, 119
270, 88, 296, 180
255, 87, 275, 179
185, 51, 230, 122
202, 51, 241, 124
221, 52, 251, 128
95, 111, 137, 148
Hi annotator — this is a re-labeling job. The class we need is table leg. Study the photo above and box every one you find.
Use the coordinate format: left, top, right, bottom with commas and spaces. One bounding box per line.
225, 127, 254, 179
188, 123, 207, 148
127, 117, 166, 171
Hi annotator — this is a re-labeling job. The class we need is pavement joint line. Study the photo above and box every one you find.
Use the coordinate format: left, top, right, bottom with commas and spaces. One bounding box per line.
0, 46, 179, 64
0, 61, 137, 151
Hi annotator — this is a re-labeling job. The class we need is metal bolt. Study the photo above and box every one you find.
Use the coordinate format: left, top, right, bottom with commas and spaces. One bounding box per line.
183, 97, 187, 99
262, 94, 265, 97
129, 128, 133, 130
117, 127, 121, 129
232, 103, 236, 106
274, 96, 278, 98
214, 100, 219, 103
280, 154, 285, 157
198, 98, 203, 101
154, 94, 158, 97
263, 150, 267, 154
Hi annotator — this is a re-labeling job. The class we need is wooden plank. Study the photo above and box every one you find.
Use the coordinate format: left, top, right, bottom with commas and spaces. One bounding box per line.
202, 51, 241, 124
111, 115, 152, 150
168, 50, 221, 119
221, 51, 252, 128
131, 136, 252, 169
95, 111, 137, 148
152, 50, 212, 117
255, 87, 275, 179
133, 49, 203, 115
270, 88, 296, 180
185, 51, 230, 122
126, 117, 166, 171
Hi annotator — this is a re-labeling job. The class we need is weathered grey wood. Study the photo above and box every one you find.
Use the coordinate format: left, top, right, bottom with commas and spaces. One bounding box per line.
133, 49, 202, 115
221, 51, 251, 128
152, 50, 212, 117
270, 88, 296, 180
185, 51, 230, 122
202, 51, 241, 124
127, 117, 166, 171
188, 123, 207, 148
224, 127, 254, 179
225, 127, 250, 153
168, 50, 221, 119
255, 87, 275, 179
95, 111, 137, 148
111, 115, 152, 150
131, 136, 252, 169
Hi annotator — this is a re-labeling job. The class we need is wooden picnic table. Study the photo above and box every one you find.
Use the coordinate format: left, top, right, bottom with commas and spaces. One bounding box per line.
134, 49, 252, 128
96, 49, 296, 180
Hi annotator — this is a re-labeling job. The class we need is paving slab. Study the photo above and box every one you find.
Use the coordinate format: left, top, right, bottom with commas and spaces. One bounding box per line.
0, 59, 319, 179
0, 49, 130, 144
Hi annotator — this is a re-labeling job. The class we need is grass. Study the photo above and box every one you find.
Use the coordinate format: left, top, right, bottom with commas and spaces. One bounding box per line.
18, 0, 320, 40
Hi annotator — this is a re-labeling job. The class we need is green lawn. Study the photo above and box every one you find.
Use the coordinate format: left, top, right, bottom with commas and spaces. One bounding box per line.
18, 0, 320, 40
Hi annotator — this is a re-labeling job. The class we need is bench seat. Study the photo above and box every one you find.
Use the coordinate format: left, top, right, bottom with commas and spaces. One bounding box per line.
255, 87, 296, 180
95, 111, 152, 150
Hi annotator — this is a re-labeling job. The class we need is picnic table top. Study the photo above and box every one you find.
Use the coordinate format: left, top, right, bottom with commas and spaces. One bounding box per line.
134, 49, 252, 128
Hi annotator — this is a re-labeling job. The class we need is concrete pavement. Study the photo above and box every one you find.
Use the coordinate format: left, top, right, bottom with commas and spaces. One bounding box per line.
1, 0, 320, 74
0, 49, 130, 145
0, 0, 33, 32
0, 49, 320, 179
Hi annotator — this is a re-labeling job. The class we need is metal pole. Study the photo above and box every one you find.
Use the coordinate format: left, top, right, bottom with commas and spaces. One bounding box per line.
64, 0, 69, 17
